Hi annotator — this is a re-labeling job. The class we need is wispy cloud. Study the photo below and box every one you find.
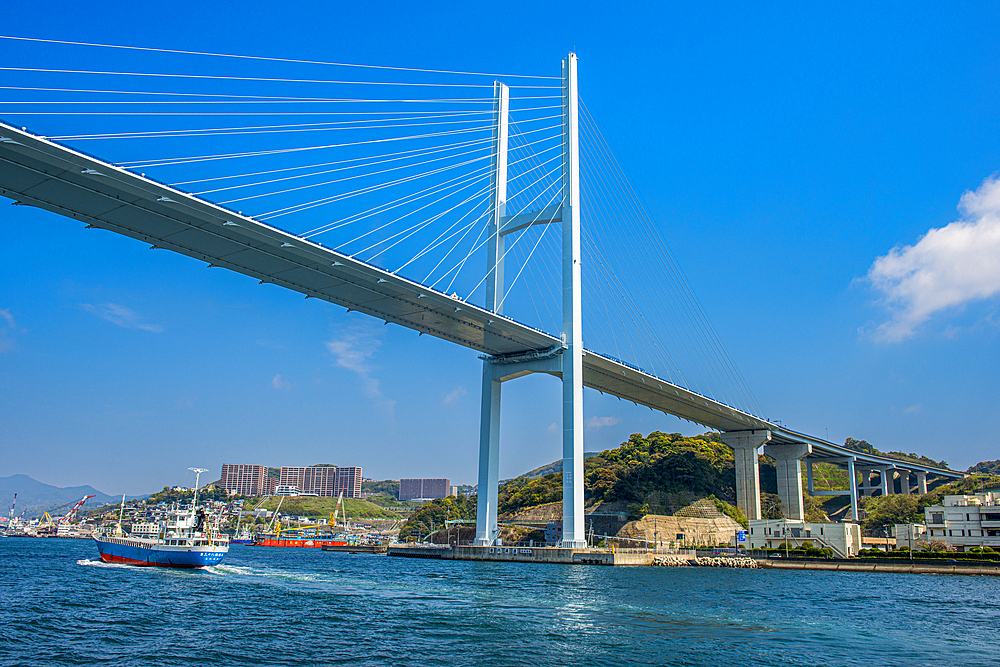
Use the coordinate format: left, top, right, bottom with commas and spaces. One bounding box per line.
586, 416, 621, 429
271, 374, 291, 391
325, 324, 395, 415
0, 308, 24, 352
904, 403, 922, 414
80, 303, 163, 333
866, 174, 1000, 341
547, 422, 559, 434
442, 386, 466, 405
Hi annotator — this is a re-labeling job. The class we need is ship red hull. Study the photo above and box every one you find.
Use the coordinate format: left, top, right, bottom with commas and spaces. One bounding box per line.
98, 551, 200, 568
254, 537, 350, 548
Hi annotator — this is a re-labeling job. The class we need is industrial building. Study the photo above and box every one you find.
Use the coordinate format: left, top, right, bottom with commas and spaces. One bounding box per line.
399, 478, 451, 501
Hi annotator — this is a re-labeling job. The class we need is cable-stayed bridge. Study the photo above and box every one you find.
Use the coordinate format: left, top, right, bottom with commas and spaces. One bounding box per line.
0, 38, 959, 546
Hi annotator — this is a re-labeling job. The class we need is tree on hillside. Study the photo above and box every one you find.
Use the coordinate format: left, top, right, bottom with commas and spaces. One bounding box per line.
586, 432, 737, 515
761, 493, 784, 520
968, 460, 1000, 476
860, 494, 923, 531
399, 495, 475, 541
362, 479, 400, 497
843, 437, 948, 469
499, 473, 562, 514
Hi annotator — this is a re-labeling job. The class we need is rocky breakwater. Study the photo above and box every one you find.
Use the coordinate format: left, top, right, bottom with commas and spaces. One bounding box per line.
691, 556, 759, 569
650, 555, 693, 567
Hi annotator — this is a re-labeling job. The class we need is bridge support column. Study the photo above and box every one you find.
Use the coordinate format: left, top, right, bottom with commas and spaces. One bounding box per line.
721, 430, 771, 521
847, 457, 859, 522
880, 468, 892, 495
857, 469, 875, 497
806, 460, 814, 495
898, 469, 912, 495
560, 52, 586, 549
916, 471, 928, 495
474, 363, 502, 545
474, 80, 509, 547
765, 443, 811, 521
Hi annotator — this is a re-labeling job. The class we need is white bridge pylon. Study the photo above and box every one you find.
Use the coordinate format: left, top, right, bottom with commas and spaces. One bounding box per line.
475, 53, 584, 547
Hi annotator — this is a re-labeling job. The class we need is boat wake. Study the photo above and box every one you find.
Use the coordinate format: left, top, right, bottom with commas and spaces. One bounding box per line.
206, 564, 253, 576
76, 558, 133, 569
205, 563, 346, 584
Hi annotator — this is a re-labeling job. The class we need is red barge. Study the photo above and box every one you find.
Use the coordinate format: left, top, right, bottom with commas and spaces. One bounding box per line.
254, 535, 350, 548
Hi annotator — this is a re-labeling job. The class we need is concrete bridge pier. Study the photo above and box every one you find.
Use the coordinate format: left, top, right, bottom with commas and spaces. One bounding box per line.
898, 469, 912, 494
721, 430, 771, 521
916, 471, 928, 495
879, 468, 893, 495
764, 443, 811, 521
857, 468, 877, 497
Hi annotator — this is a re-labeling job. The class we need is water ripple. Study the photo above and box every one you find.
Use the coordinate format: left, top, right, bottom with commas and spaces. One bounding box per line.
2, 539, 998, 666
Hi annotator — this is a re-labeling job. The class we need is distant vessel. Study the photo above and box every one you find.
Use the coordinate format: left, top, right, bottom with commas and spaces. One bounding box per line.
251, 490, 360, 548
93, 468, 229, 568
254, 534, 351, 548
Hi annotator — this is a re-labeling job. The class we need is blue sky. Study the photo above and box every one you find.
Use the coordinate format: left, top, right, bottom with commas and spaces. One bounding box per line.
2, 2, 999, 494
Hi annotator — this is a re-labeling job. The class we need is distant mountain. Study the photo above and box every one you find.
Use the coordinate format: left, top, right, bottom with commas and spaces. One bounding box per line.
0, 474, 141, 519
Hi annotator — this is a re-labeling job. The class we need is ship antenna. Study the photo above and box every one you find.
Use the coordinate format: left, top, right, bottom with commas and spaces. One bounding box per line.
189, 468, 208, 508
116, 493, 125, 536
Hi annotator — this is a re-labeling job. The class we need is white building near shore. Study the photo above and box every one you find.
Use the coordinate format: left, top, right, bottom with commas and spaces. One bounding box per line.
924, 491, 1000, 551
747, 519, 862, 558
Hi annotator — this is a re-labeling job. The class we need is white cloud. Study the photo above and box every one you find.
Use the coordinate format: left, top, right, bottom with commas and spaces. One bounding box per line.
271, 374, 291, 391
866, 174, 1000, 341
325, 324, 395, 415
0, 308, 23, 352
547, 422, 559, 434
80, 303, 163, 333
904, 403, 922, 414
586, 416, 621, 429
442, 386, 466, 405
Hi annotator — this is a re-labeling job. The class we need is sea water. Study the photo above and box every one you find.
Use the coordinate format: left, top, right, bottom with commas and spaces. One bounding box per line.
2, 537, 997, 666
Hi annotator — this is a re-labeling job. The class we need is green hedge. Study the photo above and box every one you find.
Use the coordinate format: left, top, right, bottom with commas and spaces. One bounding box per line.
857, 549, 1000, 561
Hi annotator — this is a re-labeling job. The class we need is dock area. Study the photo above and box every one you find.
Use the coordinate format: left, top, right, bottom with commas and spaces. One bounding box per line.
387, 544, 693, 566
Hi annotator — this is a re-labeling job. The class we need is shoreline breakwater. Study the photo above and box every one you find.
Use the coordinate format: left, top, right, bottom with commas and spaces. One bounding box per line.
757, 556, 1000, 576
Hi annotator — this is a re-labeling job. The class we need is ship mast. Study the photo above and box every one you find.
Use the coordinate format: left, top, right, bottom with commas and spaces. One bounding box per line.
116, 493, 125, 536
189, 468, 208, 508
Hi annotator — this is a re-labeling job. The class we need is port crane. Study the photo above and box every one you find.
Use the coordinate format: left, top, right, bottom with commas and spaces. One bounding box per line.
59, 495, 96, 525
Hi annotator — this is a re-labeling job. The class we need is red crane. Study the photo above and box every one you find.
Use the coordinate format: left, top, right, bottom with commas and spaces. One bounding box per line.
58, 495, 97, 525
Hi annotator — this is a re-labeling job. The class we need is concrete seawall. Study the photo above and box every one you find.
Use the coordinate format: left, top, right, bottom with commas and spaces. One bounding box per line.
757, 557, 1000, 576
387, 544, 680, 565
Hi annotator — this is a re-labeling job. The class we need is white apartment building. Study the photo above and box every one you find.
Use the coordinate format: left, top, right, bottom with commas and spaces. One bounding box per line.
924, 491, 1000, 551
747, 519, 862, 558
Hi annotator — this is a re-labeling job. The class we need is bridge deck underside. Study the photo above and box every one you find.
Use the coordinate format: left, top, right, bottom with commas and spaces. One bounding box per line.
0, 122, 963, 479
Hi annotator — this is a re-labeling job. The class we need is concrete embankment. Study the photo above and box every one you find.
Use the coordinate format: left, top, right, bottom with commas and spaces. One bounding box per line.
387, 544, 687, 566
757, 557, 1000, 576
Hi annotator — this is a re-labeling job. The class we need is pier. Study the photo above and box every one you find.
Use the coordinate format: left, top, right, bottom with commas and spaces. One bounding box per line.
387, 544, 684, 566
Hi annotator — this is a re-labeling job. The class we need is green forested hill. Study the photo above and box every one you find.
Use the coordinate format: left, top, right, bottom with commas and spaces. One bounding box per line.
497, 431, 762, 518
